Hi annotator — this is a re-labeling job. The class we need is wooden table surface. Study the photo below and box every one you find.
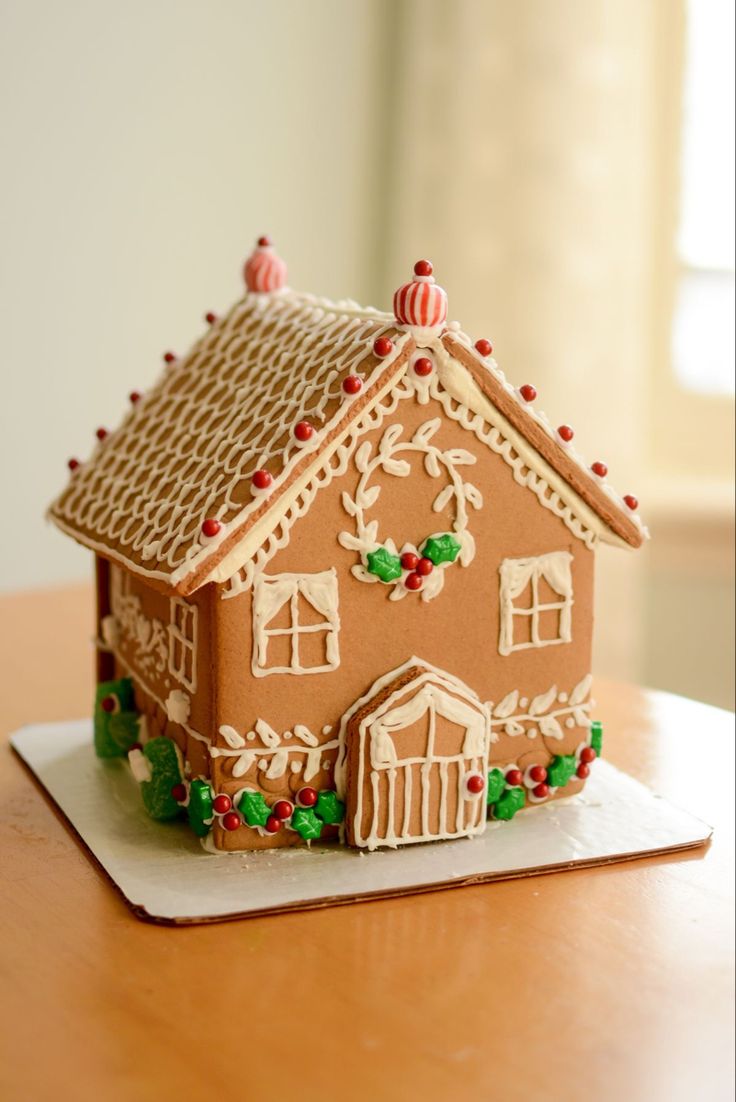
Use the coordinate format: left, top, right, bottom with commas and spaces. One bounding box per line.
0, 585, 733, 1102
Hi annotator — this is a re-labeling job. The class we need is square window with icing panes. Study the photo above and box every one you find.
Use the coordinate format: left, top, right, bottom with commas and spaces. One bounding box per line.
498, 551, 573, 656
252, 569, 341, 676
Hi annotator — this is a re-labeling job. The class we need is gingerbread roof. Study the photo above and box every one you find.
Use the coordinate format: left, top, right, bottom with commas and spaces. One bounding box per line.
48, 249, 646, 595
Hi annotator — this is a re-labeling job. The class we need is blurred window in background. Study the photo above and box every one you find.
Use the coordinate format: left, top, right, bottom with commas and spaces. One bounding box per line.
673, 0, 735, 396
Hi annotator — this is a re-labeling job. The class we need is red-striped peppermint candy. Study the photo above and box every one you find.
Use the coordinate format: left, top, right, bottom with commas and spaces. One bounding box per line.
244, 237, 287, 292
393, 260, 448, 328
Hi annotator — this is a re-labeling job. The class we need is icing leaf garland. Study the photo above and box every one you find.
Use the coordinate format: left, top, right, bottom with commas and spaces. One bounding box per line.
422, 534, 461, 566
238, 790, 271, 828
141, 738, 184, 821
546, 754, 577, 787
291, 806, 323, 840
315, 790, 345, 825
492, 786, 526, 821
366, 547, 403, 582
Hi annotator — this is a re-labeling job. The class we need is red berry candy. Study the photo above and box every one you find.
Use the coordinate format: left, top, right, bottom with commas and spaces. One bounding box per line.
405, 572, 423, 591
533, 783, 550, 799
624, 494, 638, 511
519, 384, 537, 403
257, 235, 272, 247
416, 557, 434, 576
294, 420, 313, 442
576, 763, 590, 780
529, 765, 547, 784
580, 746, 597, 764
505, 769, 523, 787
414, 259, 433, 277
474, 338, 493, 357
251, 469, 272, 491
100, 695, 117, 713
205, 311, 217, 324
129, 390, 142, 404
558, 425, 574, 443
373, 336, 393, 358
129, 742, 142, 753
297, 787, 318, 808
212, 794, 232, 815
222, 811, 241, 832
591, 461, 608, 478
163, 351, 177, 364
96, 427, 108, 442
342, 374, 363, 395
466, 773, 485, 795
67, 458, 80, 471
413, 357, 433, 377
400, 552, 419, 571
201, 518, 221, 538
265, 815, 282, 834
273, 799, 294, 821
171, 783, 187, 803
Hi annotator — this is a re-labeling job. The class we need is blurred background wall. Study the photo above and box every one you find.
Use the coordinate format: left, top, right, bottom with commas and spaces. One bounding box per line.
1, 0, 733, 708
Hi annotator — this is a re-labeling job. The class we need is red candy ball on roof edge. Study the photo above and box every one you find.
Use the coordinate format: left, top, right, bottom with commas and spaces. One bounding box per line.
129, 391, 142, 405
591, 461, 608, 478
623, 494, 639, 511
96, 427, 108, 442
557, 425, 574, 443
201, 518, 222, 538
163, 351, 177, 364
68, 458, 80, 471
294, 420, 314, 443
251, 469, 273, 491
342, 374, 363, 396
205, 312, 217, 325
519, 384, 537, 403
474, 338, 493, 357
373, 336, 393, 358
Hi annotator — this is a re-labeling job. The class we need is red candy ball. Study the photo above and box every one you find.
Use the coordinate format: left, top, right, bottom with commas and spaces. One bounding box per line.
405, 572, 423, 591
297, 787, 318, 808
100, 695, 117, 713
529, 765, 547, 784
533, 783, 550, 799
580, 746, 597, 764
171, 783, 187, 803
68, 458, 80, 471
129, 390, 142, 404
591, 461, 608, 478
414, 259, 433, 277
373, 336, 393, 358
212, 794, 232, 815
624, 494, 639, 511
466, 773, 485, 795
505, 769, 523, 787
222, 811, 241, 832
95, 427, 108, 442
251, 469, 272, 491
273, 799, 294, 821
201, 518, 221, 538
474, 338, 493, 357
342, 374, 363, 395
257, 235, 272, 247
400, 552, 419, 571
519, 384, 537, 403
576, 764, 590, 780
129, 742, 142, 753
413, 357, 433, 377
163, 351, 177, 364
205, 311, 217, 324
294, 420, 313, 442
265, 815, 282, 834
416, 557, 434, 576
558, 425, 574, 443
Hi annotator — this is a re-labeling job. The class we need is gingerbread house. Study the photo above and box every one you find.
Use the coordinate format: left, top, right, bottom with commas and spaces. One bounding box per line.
48, 239, 647, 852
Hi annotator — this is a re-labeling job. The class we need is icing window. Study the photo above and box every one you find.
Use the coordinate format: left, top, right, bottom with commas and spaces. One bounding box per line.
252, 569, 340, 677
498, 552, 573, 656
169, 597, 198, 692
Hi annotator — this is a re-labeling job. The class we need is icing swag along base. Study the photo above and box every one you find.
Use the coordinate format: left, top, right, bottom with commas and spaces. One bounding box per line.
48, 241, 647, 853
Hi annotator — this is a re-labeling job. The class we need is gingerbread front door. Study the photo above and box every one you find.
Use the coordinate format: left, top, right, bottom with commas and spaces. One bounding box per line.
341, 660, 491, 850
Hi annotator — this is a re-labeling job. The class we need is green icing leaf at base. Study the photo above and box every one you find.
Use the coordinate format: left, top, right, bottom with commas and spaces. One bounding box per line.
486, 768, 506, 805
291, 807, 323, 840
493, 786, 526, 821
590, 720, 603, 757
421, 534, 461, 566
366, 547, 403, 583
141, 738, 183, 821
238, 790, 271, 828
187, 779, 213, 837
94, 678, 138, 758
547, 754, 577, 788
316, 790, 345, 825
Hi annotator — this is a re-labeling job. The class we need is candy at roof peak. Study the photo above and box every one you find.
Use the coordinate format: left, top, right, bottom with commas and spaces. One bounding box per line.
244, 236, 287, 292
394, 259, 448, 328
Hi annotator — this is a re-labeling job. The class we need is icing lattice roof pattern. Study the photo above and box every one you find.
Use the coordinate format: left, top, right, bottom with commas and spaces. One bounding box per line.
49, 292, 401, 588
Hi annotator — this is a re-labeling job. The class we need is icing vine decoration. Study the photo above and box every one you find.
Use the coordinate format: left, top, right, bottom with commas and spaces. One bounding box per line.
338, 419, 483, 601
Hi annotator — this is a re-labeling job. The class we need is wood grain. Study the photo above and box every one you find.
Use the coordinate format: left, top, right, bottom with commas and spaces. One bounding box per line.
0, 585, 733, 1102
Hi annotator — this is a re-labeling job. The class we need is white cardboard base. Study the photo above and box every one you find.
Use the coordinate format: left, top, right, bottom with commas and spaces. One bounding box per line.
10, 719, 712, 924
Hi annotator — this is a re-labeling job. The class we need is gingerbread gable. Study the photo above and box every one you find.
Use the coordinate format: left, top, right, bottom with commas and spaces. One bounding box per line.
48, 249, 646, 597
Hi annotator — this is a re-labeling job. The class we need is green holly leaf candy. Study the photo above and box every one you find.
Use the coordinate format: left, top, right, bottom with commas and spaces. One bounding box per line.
187, 779, 214, 837
547, 754, 577, 788
493, 786, 526, 821
486, 768, 506, 805
141, 738, 183, 821
238, 790, 271, 828
366, 547, 403, 583
94, 678, 138, 758
291, 807, 323, 841
590, 721, 603, 757
421, 534, 461, 566
315, 790, 345, 825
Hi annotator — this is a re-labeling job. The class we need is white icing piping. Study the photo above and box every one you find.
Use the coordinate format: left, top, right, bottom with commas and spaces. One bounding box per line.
498, 552, 573, 657
251, 569, 340, 677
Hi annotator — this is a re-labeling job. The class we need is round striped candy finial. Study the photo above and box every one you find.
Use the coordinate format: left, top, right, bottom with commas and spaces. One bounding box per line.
393, 260, 448, 329
244, 237, 287, 293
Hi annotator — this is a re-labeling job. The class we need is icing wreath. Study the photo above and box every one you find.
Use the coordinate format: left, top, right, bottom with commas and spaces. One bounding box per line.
338, 419, 483, 601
